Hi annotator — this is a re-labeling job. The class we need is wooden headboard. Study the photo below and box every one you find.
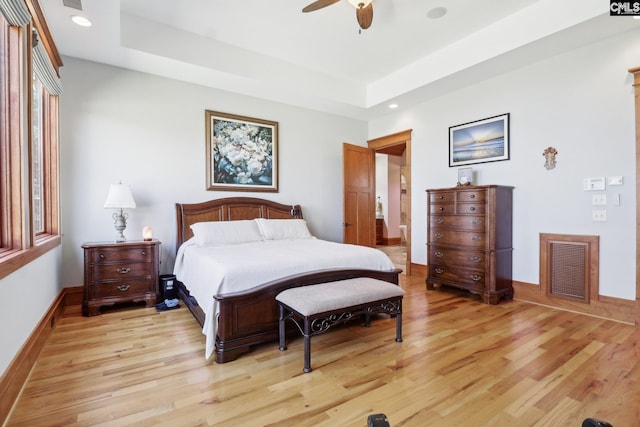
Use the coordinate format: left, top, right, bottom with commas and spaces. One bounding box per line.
175, 197, 304, 249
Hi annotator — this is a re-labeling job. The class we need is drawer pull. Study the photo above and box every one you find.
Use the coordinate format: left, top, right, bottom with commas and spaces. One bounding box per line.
472, 235, 482, 241
435, 251, 444, 258
469, 207, 476, 212
439, 207, 444, 211
472, 220, 482, 225
469, 194, 476, 199
438, 195, 444, 200
116, 284, 130, 291
99, 254, 105, 260
470, 274, 482, 281
470, 256, 482, 263
435, 218, 444, 224
435, 268, 444, 274
116, 267, 131, 274
141, 251, 146, 256
435, 233, 443, 239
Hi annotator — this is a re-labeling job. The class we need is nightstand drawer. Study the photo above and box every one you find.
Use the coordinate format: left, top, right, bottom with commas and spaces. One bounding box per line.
88, 247, 154, 264
89, 262, 153, 281
429, 192, 455, 203
89, 278, 156, 299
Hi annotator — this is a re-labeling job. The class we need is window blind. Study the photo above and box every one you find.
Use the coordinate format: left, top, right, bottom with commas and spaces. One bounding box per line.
0, 0, 30, 26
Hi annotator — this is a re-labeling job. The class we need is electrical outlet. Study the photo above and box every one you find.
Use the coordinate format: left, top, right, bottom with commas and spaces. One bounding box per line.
592, 210, 607, 221
592, 194, 606, 205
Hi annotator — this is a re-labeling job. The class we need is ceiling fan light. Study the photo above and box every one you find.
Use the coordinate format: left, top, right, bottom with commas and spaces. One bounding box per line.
346, 0, 373, 9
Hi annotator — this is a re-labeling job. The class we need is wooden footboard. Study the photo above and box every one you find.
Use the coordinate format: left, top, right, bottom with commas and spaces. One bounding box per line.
179, 268, 401, 363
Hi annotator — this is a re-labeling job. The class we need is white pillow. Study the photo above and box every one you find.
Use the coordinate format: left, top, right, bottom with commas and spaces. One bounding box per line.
255, 218, 313, 240
190, 220, 263, 247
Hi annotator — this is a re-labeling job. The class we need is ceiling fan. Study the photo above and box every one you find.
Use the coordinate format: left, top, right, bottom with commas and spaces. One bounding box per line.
302, 0, 374, 31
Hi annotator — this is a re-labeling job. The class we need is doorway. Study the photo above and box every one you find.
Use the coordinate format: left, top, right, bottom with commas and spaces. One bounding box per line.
368, 130, 412, 276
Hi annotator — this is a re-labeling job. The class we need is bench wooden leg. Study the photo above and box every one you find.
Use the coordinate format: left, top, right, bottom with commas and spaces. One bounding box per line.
278, 304, 287, 351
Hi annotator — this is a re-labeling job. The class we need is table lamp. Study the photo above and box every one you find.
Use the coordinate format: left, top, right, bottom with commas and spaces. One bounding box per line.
104, 182, 136, 242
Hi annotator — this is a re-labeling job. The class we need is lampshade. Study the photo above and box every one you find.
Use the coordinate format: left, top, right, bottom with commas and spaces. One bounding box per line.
104, 183, 136, 209
346, 0, 373, 8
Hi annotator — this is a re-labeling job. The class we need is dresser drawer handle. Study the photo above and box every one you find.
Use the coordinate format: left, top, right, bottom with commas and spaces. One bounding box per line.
470, 274, 482, 281
435, 233, 443, 239
471, 235, 482, 241
435, 218, 444, 224
434, 251, 444, 258
438, 195, 444, 200
469, 207, 476, 212
472, 220, 482, 225
116, 267, 131, 274
435, 268, 444, 274
470, 256, 482, 263
99, 254, 105, 260
141, 251, 146, 256
439, 207, 444, 211
469, 194, 476, 199
116, 284, 130, 291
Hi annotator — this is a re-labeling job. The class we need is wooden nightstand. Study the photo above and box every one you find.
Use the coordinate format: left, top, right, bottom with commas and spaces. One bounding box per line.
82, 239, 161, 316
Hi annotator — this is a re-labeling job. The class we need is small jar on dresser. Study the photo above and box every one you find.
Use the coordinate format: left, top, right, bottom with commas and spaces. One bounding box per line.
426, 185, 513, 304
82, 239, 161, 316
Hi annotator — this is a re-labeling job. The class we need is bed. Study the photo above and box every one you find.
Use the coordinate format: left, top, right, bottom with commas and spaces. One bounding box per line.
174, 197, 401, 363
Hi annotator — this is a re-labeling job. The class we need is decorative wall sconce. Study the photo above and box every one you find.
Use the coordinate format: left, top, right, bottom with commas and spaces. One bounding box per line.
543, 147, 558, 170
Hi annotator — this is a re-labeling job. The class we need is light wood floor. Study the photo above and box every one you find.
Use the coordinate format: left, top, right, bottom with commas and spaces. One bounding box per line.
6, 274, 640, 426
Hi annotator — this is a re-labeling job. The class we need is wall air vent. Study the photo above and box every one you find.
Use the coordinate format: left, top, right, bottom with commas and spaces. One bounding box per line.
540, 233, 599, 304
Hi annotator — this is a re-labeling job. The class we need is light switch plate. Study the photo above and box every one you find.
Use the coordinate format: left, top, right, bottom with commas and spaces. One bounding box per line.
608, 176, 623, 186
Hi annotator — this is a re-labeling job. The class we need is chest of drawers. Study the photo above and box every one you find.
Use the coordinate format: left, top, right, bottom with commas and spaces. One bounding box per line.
82, 239, 160, 316
426, 185, 513, 304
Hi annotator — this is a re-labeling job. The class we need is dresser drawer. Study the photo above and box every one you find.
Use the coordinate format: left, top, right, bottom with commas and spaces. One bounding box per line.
430, 215, 485, 231
455, 203, 486, 215
87, 246, 154, 264
429, 192, 455, 203
429, 265, 485, 287
89, 278, 156, 299
89, 262, 153, 282
429, 246, 485, 269
456, 190, 486, 203
429, 229, 487, 248
429, 204, 455, 215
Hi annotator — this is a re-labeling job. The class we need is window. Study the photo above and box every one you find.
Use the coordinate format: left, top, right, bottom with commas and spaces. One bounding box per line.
0, 0, 61, 280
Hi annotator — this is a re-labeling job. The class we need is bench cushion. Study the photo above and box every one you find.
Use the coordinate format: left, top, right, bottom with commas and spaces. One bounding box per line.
276, 277, 404, 316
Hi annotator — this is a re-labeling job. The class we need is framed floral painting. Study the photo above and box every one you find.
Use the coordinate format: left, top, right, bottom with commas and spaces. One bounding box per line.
205, 110, 278, 192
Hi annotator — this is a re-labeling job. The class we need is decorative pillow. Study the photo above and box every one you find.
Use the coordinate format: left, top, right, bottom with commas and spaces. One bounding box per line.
255, 218, 313, 240
190, 220, 263, 247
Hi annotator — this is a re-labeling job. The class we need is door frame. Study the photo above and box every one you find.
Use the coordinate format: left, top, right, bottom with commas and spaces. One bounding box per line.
368, 130, 412, 276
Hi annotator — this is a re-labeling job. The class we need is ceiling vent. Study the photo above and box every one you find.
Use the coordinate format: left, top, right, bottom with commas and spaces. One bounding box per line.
62, 0, 82, 11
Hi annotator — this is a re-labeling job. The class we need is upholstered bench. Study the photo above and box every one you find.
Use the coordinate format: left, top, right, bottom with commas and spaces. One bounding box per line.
276, 277, 404, 373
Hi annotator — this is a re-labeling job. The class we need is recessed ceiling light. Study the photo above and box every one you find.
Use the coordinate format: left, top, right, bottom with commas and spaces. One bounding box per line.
427, 7, 447, 19
71, 15, 92, 27
389, 103, 398, 109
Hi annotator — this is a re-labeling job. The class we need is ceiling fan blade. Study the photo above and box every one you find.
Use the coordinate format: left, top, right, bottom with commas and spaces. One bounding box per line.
302, 0, 341, 13
356, 3, 373, 29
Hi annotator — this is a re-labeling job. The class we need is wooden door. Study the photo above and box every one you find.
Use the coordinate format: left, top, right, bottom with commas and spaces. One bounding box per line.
343, 143, 375, 246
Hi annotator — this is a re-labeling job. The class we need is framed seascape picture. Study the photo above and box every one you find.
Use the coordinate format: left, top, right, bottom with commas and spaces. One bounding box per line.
205, 110, 278, 192
449, 113, 510, 167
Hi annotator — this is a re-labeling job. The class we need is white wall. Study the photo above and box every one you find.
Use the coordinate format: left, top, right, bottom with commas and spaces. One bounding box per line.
59, 57, 368, 287
0, 248, 62, 375
369, 28, 640, 300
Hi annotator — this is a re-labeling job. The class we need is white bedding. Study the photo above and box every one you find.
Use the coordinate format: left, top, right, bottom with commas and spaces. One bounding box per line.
173, 238, 396, 359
